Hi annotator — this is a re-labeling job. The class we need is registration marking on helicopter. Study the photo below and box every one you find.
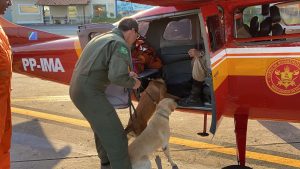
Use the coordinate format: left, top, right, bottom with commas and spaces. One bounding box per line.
22, 58, 65, 72
11, 106, 300, 168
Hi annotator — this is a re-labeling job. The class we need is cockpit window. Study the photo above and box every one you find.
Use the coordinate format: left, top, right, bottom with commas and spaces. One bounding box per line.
163, 18, 192, 40
207, 15, 225, 52
242, 2, 300, 27
235, 2, 300, 40
138, 21, 150, 37
243, 6, 264, 27
278, 2, 300, 25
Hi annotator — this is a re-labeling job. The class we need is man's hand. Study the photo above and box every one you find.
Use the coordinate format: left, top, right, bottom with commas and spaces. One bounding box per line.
132, 77, 141, 89
129, 71, 138, 78
188, 48, 201, 58
129, 71, 140, 89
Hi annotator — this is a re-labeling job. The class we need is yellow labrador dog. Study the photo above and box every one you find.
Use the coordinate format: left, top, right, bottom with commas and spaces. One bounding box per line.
129, 98, 178, 169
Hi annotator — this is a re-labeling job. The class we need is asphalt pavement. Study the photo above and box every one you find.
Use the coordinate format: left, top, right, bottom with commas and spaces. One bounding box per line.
11, 73, 300, 169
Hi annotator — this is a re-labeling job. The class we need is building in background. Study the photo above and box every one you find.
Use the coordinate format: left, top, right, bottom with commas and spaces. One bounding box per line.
8, 0, 44, 24
3, 0, 151, 25
4, 0, 116, 24
36, 0, 92, 24
116, 0, 152, 16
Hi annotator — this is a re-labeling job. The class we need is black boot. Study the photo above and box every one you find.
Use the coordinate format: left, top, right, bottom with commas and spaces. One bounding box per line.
100, 162, 111, 169
178, 80, 204, 108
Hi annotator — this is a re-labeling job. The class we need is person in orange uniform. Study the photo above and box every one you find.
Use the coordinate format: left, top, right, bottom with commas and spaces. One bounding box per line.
0, 0, 13, 168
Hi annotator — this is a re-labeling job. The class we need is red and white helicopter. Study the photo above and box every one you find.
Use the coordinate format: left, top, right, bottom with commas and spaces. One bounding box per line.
1, 0, 300, 167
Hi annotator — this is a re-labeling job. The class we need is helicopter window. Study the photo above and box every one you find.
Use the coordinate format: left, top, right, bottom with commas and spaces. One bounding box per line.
235, 1, 300, 42
242, 6, 264, 31
163, 18, 192, 40
234, 12, 252, 38
278, 2, 300, 26
138, 21, 150, 37
206, 15, 225, 52
89, 32, 101, 40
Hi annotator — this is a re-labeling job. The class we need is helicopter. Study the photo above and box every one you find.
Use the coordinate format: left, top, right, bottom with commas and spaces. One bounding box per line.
1, 0, 300, 167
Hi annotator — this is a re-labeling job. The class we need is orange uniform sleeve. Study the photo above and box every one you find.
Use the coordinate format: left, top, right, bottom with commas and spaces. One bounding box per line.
0, 26, 12, 169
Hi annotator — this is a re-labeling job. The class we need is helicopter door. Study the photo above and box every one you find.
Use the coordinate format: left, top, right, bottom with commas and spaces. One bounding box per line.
200, 5, 226, 134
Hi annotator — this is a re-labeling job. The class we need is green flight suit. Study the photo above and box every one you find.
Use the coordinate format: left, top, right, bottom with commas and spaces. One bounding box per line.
69, 28, 135, 169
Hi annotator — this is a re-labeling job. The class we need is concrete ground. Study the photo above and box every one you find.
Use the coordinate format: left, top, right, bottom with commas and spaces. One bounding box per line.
10, 73, 300, 169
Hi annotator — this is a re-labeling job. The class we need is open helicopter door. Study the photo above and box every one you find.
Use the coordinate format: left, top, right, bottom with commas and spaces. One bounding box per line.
199, 4, 226, 135
123, 0, 225, 133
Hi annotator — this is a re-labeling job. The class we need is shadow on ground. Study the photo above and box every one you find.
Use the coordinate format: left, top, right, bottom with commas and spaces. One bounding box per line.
11, 119, 71, 168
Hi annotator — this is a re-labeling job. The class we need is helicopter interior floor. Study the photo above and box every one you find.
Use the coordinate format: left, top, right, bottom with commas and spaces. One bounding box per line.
140, 68, 212, 111
177, 104, 212, 110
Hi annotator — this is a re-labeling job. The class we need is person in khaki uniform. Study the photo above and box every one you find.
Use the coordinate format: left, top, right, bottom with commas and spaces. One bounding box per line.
0, 1, 12, 169
69, 18, 141, 169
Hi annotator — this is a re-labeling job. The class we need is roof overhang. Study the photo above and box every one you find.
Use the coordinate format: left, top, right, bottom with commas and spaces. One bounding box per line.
121, 0, 211, 6
121, 0, 287, 7
35, 0, 89, 6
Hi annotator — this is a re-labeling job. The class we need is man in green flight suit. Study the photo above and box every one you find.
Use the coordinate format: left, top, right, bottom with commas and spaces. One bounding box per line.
69, 17, 141, 169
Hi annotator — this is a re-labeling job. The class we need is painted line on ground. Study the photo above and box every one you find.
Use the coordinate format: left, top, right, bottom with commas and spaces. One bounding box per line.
12, 96, 71, 102
11, 107, 300, 168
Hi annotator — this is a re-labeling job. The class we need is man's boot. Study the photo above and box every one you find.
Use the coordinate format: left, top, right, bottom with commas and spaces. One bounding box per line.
178, 80, 204, 108
100, 163, 111, 169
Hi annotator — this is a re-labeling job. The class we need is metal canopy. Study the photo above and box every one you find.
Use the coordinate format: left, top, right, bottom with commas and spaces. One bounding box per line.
121, 0, 211, 6
35, 0, 89, 6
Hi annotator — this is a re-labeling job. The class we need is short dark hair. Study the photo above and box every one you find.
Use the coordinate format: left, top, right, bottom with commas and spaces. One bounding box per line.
118, 17, 139, 32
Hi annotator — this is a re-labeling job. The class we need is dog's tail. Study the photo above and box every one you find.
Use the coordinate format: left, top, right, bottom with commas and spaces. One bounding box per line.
125, 125, 132, 134
125, 125, 136, 140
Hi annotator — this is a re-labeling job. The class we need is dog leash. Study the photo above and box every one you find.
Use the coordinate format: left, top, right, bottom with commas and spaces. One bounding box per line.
138, 84, 158, 105
127, 89, 138, 123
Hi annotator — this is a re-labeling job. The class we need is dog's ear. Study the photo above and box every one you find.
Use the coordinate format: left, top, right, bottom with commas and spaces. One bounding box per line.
156, 78, 165, 84
169, 101, 177, 112
159, 84, 167, 101
163, 98, 177, 112
149, 79, 169, 101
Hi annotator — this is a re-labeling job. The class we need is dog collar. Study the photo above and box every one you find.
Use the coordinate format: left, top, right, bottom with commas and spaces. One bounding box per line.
158, 111, 169, 120
144, 89, 158, 105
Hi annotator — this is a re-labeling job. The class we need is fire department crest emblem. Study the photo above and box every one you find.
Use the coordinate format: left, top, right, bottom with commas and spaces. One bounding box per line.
265, 58, 300, 96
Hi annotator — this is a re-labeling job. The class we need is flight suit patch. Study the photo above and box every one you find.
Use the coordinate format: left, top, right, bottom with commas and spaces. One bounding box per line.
118, 46, 129, 56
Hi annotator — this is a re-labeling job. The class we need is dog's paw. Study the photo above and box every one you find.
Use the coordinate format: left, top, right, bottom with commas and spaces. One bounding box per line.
172, 164, 179, 169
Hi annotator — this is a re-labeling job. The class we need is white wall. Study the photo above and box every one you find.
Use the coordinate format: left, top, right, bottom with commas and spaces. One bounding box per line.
50, 6, 68, 17
8, 0, 116, 24
12, 0, 43, 24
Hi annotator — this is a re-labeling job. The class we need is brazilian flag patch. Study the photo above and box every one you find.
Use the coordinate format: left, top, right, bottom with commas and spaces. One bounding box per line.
118, 46, 129, 56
